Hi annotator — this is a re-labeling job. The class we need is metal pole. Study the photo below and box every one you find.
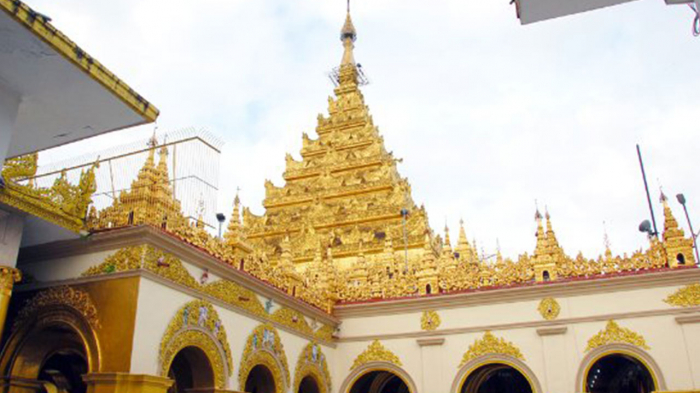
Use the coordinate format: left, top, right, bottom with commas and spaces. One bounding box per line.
680, 203, 700, 265
636, 144, 658, 237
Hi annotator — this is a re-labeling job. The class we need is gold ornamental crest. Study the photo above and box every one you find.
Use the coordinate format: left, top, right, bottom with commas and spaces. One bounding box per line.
537, 298, 561, 320
421, 310, 441, 331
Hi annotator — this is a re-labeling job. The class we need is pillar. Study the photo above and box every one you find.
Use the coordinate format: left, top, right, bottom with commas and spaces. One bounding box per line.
0, 266, 21, 339
83, 373, 173, 393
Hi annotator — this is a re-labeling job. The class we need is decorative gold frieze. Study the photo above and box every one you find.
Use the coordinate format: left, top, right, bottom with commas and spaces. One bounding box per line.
665, 283, 700, 307
239, 324, 290, 392
159, 300, 232, 389
421, 310, 441, 331
294, 343, 331, 393
537, 298, 561, 320
459, 331, 524, 367
13, 286, 100, 331
585, 320, 650, 351
351, 340, 402, 370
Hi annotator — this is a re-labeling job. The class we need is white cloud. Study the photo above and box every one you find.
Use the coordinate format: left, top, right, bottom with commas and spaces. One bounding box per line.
30, 0, 700, 259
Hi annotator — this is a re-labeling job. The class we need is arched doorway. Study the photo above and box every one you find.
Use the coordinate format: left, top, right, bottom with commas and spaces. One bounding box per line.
348, 370, 410, 393
585, 353, 655, 393
245, 364, 276, 393
460, 363, 532, 393
3, 319, 97, 393
298, 375, 320, 393
167, 346, 215, 393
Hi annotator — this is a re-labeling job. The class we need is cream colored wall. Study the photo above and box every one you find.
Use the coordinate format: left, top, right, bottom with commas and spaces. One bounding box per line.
130, 276, 336, 392
334, 282, 700, 393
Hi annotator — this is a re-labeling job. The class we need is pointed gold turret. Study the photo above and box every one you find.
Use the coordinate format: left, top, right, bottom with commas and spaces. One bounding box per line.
96, 136, 185, 230
223, 192, 252, 256
660, 192, 695, 267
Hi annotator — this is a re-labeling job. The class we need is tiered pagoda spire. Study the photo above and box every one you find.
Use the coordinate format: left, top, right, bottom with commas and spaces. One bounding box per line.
243, 7, 431, 267
96, 136, 185, 230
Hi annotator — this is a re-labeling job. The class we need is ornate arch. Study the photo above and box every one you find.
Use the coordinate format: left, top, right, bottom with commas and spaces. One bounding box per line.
159, 300, 233, 389
0, 286, 102, 377
575, 343, 666, 393
294, 343, 331, 393
239, 324, 290, 393
339, 362, 418, 393
450, 354, 542, 393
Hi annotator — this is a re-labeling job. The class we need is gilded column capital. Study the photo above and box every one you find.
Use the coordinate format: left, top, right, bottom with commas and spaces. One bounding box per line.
0, 267, 21, 295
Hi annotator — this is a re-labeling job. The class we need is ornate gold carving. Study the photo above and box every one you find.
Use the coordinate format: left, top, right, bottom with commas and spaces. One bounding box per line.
459, 331, 524, 367
585, 320, 650, 351
665, 283, 700, 307
538, 298, 561, 320
272, 307, 313, 335
420, 310, 441, 331
294, 343, 331, 393
0, 154, 97, 232
13, 286, 100, 330
239, 324, 290, 393
351, 340, 402, 370
159, 300, 232, 389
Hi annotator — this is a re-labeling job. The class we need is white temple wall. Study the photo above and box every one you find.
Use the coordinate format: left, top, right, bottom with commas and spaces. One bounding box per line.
333, 281, 700, 393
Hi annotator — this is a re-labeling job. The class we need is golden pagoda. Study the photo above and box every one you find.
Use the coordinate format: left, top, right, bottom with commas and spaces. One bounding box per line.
242, 8, 431, 269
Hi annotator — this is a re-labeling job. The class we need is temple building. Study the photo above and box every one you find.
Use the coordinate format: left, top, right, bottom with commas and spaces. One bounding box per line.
1, 2, 700, 393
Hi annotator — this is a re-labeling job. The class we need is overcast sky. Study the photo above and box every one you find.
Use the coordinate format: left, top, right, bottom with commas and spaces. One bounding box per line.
33, 0, 700, 260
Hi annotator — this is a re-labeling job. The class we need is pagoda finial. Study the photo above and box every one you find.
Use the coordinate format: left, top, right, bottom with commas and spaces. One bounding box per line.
340, 0, 357, 67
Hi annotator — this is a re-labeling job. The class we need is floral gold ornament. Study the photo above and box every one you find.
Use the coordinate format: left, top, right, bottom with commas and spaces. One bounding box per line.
239, 324, 290, 392
459, 331, 524, 367
294, 343, 332, 393
13, 286, 100, 331
421, 310, 441, 331
664, 283, 700, 307
537, 298, 561, 320
159, 300, 233, 389
351, 340, 402, 370
585, 320, 650, 351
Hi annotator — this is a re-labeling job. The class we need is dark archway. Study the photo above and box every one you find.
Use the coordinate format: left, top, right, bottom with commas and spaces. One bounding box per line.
245, 364, 276, 393
460, 363, 533, 393
38, 349, 88, 393
167, 346, 215, 393
349, 370, 409, 393
298, 375, 320, 393
585, 353, 655, 393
